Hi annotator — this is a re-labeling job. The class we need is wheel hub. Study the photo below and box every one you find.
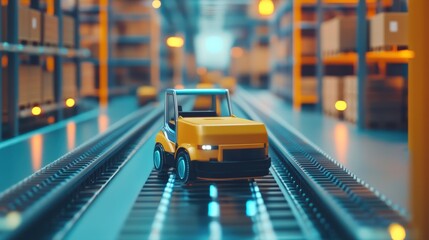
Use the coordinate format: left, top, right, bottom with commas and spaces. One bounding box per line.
154, 150, 161, 169
178, 157, 186, 179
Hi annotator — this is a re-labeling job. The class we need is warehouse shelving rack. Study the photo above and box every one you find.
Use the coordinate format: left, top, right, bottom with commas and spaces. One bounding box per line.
270, 0, 319, 109
109, 1, 159, 95
82, 0, 159, 104
314, 0, 409, 128
0, 0, 90, 140
270, 0, 406, 110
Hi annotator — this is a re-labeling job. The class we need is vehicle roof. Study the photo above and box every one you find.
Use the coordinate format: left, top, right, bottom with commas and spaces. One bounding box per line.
166, 88, 229, 95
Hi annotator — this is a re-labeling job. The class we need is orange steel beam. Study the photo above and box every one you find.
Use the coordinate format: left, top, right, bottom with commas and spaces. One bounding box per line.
46, 0, 54, 15
409, 0, 429, 239
292, 0, 302, 109
99, 0, 108, 107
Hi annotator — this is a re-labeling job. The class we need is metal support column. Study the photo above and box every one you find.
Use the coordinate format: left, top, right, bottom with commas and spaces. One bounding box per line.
54, 0, 64, 121
409, 0, 429, 238
74, 0, 81, 97
99, 0, 109, 107
315, 0, 323, 111
7, 1, 20, 137
356, 0, 367, 129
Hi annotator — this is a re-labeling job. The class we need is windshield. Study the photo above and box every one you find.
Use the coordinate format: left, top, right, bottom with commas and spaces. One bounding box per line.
177, 93, 231, 118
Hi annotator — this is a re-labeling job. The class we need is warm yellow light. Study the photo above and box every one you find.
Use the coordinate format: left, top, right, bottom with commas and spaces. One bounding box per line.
335, 100, 347, 111
31, 106, 42, 116
166, 36, 184, 48
231, 47, 244, 58
65, 98, 76, 108
152, 0, 161, 9
389, 223, 406, 240
258, 0, 274, 16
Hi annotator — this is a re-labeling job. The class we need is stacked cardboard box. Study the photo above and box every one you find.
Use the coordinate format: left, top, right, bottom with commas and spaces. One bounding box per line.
28, 9, 41, 43
321, 16, 357, 55
63, 63, 77, 99
80, 63, 96, 97
322, 76, 344, 118
112, 1, 150, 15
250, 44, 270, 87
42, 14, 59, 46
63, 15, 75, 47
230, 50, 250, 78
114, 44, 150, 59
2, 6, 30, 43
302, 37, 316, 56
302, 77, 318, 98
370, 12, 408, 50
344, 75, 405, 129
42, 70, 54, 104
27, 66, 43, 106
117, 20, 151, 36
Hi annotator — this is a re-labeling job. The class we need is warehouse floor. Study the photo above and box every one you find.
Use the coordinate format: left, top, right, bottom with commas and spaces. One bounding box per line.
0, 89, 409, 215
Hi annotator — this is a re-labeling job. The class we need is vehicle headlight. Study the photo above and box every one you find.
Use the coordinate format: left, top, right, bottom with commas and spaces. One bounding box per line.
198, 145, 219, 151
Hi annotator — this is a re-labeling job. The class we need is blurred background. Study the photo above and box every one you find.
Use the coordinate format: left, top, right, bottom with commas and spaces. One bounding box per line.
2, 0, 428, 239
0, 0, 411, 134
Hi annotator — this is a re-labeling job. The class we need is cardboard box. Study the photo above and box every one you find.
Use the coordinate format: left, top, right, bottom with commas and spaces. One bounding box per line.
81, 63, 96, 97
80, 0, 98, 6
302, 77, 318, 97
42, 14, 58, 46
19, 66, 30, 107
112, 1, 150, 14
302, 37, 316, 56
370, 12, 408, 49
343, 75, 406, 127
27, 66, 43, 105
321, 16, 357, 55
230, 50, 250, 77
28, 9, 42, 43
42, 71, 55, 104
115, 44, 150, 59
1, 6, 30, 42
63, 15, 75, 47
117, 20, 151, 36
63, 63, 77, 99
250, 45, 270, 75
322, 76, 343, 117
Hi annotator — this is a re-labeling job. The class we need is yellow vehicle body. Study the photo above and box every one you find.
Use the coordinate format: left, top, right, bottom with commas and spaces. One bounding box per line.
153, 89, 271, 182
136, 86, 157, 106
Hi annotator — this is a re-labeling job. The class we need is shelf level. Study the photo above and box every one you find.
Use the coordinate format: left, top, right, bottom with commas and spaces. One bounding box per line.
109, 58, 151, 67
323, 51, 414, 65
0, 43, 90, 58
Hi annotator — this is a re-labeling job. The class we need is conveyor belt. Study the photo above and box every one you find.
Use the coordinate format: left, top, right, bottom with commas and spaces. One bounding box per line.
0, 102, 164, 239
235, 89, 409, 239
119, 169, 315, 240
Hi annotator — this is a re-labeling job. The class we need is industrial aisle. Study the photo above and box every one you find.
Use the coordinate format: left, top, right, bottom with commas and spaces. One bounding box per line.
0, 96, 142, 193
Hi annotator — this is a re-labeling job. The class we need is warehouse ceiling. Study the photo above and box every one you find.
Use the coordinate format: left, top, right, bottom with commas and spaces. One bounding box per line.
160, 0, 252, 33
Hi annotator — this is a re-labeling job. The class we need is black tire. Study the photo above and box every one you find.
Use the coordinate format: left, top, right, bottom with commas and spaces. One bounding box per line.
176, 150, 195, 184
153, 144, 168, 172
